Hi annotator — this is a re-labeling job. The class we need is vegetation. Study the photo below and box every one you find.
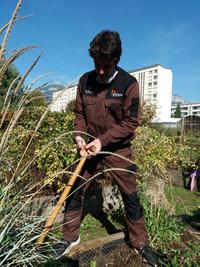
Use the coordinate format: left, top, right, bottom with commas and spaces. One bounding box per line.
0, 1, 199, 266
65, 99, 75, 113
80, 214, 108, 242
174, 104, 182, 118
0, 182, 50, 266
165, 185, 200, 216
0, 1, 53, 265
24, 90, 48, 109
0, 60, 23, 109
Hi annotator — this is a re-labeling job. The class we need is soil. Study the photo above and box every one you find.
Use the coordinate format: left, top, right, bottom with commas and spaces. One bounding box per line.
44, 179, 200, 266
44, 216, 200, 267
70, 224, 200, 267
86, 243, 145, 267
76, 228, 200, 267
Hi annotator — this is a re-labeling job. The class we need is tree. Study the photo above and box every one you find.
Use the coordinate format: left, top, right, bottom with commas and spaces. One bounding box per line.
174, 104, 182, 118
25, 90, 48, 108
0, 59, 23, 109
140, 102, 156, 126
65, 99, 75, 113
0, 60, 47, 110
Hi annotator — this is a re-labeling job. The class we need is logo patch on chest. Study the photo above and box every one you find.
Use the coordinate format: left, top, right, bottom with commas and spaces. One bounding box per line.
111, 89, 123, 97
85, 86, 95, 96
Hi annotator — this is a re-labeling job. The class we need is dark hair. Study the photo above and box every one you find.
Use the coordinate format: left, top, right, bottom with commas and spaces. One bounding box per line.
89, 30, 122, 64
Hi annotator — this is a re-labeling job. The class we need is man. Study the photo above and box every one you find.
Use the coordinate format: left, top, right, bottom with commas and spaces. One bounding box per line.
58, 30, 161, 266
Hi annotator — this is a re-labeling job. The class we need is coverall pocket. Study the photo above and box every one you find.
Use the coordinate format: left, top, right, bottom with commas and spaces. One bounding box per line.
83, 98, 96, 123
104, 102, 123, 122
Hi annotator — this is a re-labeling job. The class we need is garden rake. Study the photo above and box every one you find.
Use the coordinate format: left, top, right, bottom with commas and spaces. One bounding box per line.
36, 153, 87, 245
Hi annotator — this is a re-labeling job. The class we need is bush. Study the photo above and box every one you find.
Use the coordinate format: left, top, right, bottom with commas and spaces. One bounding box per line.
1, 107, 76, 191
0, 183, 50, 266
132, 127, 180, 180
132, 126, 200, 182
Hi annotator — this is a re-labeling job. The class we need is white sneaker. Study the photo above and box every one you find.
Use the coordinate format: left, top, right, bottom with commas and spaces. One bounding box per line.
53, 236, 80, 258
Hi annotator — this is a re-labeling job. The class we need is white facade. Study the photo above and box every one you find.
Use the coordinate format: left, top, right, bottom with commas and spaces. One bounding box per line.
172, 94, 184, 105
51, 64, 173, 121
50, 85, 77, 112
129, 64, 173, 122
171, 103, 200, 117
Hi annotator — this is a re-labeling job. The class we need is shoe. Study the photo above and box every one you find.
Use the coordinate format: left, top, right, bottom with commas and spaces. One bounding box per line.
52, 236, 80, 258
135, 245, 162, 267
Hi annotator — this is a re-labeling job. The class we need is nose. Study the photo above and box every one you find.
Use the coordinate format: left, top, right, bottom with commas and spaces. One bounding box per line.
99, 67, 105, 75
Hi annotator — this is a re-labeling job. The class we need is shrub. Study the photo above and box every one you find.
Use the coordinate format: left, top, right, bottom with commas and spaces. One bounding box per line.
1, 107, 76, 191
0, 182, 50, 266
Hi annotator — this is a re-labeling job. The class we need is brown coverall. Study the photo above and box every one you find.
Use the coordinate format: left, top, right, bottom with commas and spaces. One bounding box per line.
63, 67, 149, 248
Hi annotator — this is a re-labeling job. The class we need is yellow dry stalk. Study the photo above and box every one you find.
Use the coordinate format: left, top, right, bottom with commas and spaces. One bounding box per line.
0, 46, 38, 82
0, 75, 21, 128
0, 107, 24, 153
0, 0, 23, 60
13, 54, 42, 97
0, 14, 33, 35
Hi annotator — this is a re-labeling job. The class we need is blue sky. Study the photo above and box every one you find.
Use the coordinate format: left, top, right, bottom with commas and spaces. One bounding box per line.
0, 0, 200, 102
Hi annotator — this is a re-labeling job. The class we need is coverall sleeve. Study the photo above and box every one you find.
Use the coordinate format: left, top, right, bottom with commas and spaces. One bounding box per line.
74, 83, 87, 139
99, 81, 140, 148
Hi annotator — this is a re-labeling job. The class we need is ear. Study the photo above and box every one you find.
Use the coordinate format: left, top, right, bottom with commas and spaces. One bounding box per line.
114, 58, 119, 65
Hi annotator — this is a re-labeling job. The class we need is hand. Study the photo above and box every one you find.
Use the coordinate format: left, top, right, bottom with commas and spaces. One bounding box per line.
85, 138, 102, 156
75, 136, 86, 156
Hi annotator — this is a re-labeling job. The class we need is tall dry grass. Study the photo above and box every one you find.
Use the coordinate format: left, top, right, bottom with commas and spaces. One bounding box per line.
1, 1, 181, 266
0, 2, 138, 266
0, 1, 54, 265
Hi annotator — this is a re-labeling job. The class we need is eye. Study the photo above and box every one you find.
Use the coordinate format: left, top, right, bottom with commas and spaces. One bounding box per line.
95, 63, 112, 69
94, 63, 100, 68
103, 64, 112, 69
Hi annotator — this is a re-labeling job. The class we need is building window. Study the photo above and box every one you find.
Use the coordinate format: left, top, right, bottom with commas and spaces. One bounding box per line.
154, 75, 158, 79
154, 69, 158, 73
153, 81, 157, 86
148, 82, 152, 86
153, 93, 157, 98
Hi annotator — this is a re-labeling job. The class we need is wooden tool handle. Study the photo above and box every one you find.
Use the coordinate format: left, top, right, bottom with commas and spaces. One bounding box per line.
36, 156, 87, 245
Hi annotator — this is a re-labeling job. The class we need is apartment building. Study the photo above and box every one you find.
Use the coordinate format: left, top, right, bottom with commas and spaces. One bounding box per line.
50, 85, 77, 112
51, 64, 173, 122
172, 94, 184, 105
171, 103, 200, 117
129, 64, 173, 122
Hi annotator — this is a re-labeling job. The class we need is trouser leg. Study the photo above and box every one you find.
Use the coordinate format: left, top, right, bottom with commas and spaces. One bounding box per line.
104, 148, 149, 248
63, 179, 86, 240
120, 191, 149, 247
63, 156, 102, 240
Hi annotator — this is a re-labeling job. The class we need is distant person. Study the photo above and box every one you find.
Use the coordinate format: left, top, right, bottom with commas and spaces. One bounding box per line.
56, 30, 162, 266
190, 158, 200, 191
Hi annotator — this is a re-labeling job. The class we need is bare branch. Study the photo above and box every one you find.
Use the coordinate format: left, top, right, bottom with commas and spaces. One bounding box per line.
0, 14, 33, 35
0, 0, 23, 60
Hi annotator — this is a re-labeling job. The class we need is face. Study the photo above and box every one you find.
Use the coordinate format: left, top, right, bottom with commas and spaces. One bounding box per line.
94, 57, 116, 81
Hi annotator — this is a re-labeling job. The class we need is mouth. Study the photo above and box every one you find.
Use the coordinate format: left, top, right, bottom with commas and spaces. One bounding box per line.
97, 74, 107, 80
